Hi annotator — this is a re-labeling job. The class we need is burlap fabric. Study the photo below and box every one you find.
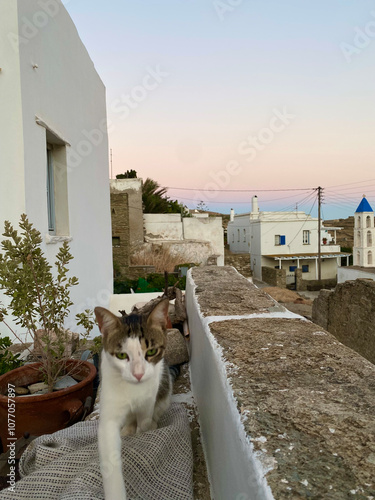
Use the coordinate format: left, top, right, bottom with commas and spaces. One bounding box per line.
0, 403, 193, 500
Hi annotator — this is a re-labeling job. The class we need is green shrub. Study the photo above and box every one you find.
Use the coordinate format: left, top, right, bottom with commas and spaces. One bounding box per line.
0, 337, 23, 375
114, 273, 186, 294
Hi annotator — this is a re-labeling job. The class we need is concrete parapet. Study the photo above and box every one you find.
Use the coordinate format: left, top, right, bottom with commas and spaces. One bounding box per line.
186, 266, 375, 499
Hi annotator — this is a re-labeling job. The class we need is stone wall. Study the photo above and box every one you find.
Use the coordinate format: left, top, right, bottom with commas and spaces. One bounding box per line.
305, 278, 337, 291
261, 266, 286, 287
110, 192, 130, 276
186, 266, 375, 499
224, 250, 252, 278
312, 278, 375, 365
110, 179, 144, 247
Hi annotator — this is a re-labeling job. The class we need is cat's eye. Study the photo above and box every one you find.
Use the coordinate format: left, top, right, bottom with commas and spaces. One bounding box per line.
146, 348, 157, 357
116, 352, 128, 360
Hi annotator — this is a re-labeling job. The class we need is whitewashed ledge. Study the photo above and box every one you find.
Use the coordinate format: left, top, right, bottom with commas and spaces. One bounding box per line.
186, 266, 375, 500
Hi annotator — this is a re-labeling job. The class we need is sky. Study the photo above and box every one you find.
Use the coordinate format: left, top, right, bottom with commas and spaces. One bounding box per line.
63, 0, 375, 220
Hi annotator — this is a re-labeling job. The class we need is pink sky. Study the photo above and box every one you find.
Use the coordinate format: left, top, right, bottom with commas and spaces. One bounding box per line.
65, 0, 375, 218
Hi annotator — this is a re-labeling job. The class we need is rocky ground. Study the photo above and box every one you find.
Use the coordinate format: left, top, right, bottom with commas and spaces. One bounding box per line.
257, 284, 317, 321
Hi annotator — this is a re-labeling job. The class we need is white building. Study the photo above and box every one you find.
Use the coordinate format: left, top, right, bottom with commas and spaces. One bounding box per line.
228, 196, 349, 284
338, 196, 375, 283
353, 196, 374, 267
0, 0, 113, 338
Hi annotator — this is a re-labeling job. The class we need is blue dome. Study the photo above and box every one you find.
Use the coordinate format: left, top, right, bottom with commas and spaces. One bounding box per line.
355, 197, 373, 213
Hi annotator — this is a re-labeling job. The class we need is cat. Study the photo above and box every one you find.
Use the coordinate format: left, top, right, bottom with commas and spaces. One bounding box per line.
94, 298, 171, 500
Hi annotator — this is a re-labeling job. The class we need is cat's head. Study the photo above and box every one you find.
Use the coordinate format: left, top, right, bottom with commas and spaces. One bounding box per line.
94, 299, 169, 383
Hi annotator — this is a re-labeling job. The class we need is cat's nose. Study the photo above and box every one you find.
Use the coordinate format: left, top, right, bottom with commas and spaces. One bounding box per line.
134, 373, 144, 381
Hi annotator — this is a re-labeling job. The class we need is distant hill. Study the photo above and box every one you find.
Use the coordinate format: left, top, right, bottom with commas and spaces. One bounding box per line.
324, 216, 354, 249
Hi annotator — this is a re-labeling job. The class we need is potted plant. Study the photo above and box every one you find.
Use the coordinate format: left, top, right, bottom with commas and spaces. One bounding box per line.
0, 215, 96, 451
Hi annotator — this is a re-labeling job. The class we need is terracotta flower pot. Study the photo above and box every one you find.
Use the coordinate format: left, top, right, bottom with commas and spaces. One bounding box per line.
0, 360, 96, 452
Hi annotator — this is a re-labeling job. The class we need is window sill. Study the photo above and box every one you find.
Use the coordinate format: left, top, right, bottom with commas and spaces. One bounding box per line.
45, 234, 72, 245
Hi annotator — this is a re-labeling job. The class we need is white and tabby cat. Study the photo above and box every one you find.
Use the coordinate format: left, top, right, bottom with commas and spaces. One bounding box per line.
94, 299, 171, 500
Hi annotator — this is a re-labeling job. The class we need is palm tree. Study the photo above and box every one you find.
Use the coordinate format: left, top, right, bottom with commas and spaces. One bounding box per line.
142, 178, 171, 213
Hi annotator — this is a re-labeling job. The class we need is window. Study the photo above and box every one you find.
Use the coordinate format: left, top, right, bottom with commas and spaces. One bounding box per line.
369, 251, 373, 266
357, 231, 361, 246
275, 235, 286, 246
232, 232, 234, 243
367, 216, 372, 228
112, 237, 120, 246
243, 229, 246, 242
46, 146, 55, 233
302, 265, 309, 273
289, 266, 297, 272
45, 141, 69, 236
37, 117, 70, 238
367, 231, 372, 247
302, 230, 310, 245
237, 229, 240, 242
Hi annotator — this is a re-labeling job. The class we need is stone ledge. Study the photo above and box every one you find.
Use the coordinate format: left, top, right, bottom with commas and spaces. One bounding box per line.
186, 266, 375, 500
191, 266, 277, 317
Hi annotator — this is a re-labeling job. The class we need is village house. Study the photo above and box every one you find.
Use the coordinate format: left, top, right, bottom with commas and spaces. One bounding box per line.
0, 0, 113, 338
228, 196, 350, 287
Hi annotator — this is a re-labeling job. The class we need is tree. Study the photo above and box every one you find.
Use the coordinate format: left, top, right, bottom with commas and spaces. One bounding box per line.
196, 200, 209, 212
142, 178, 189, 216
116, 169, 137, 179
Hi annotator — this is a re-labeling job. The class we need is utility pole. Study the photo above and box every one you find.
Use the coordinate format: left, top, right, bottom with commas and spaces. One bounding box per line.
317, 186, 322, 283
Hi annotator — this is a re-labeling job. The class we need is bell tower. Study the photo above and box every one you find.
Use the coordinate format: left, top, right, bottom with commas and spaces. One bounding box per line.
353, 195, 375, 267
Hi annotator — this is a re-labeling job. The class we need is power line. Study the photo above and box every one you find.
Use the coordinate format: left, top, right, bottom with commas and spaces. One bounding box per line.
166, 186, 315, 193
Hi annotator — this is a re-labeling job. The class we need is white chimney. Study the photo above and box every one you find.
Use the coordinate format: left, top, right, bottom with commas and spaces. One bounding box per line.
252, 196, 259, 214
230, 208, 235, 222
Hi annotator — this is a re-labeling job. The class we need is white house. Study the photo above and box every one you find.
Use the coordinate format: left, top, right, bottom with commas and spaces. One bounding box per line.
0, 0, 113, 339
228, 196, 349, 284
338, 196, 375, 283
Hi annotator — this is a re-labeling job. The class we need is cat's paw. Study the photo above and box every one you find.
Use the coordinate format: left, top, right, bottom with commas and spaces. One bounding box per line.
120, 423, 137, 436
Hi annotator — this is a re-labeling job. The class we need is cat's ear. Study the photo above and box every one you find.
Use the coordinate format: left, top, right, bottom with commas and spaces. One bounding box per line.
147, 298, 169, 330
94, 307, 122, 337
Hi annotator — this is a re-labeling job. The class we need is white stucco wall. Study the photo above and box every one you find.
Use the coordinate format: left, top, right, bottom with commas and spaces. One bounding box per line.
0, 1, 26, 227
144, 213, 183, 240
262, 256, 339, 281
227, 215, 251, 254
183, 217, 224, 266
0, 0, 113, 340
144, 214, 225, 265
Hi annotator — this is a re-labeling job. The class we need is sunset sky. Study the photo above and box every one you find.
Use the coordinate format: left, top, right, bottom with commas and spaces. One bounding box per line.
64, 0, 375, 220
